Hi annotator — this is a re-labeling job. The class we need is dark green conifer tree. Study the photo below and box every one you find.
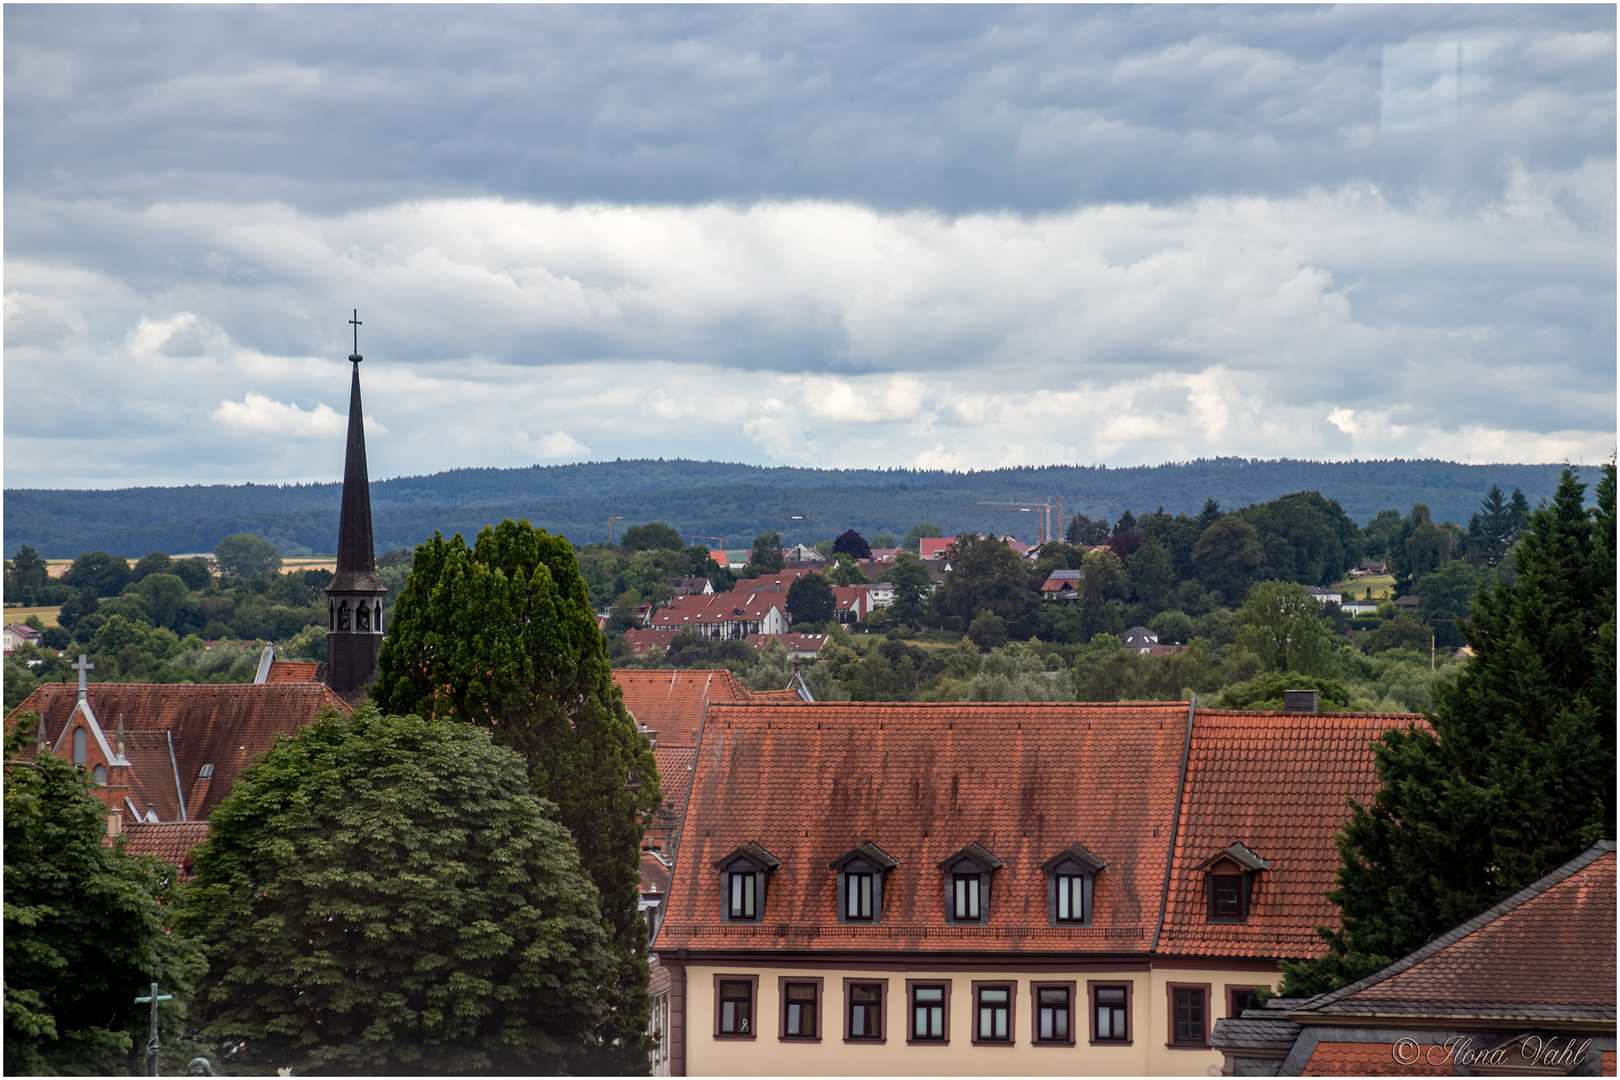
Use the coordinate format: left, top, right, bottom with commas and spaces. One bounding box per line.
1280, 464, 1616, 995
373, 520, 660, 1072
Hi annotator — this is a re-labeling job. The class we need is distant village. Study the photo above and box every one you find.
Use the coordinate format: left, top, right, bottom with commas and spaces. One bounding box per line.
5, 352, 1612, 1079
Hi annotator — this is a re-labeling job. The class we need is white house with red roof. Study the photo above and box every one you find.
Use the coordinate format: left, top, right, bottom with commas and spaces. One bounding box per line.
649, 590, 790, 640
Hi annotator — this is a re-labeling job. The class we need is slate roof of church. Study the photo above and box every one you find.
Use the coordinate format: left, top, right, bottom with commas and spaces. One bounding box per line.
1157, 707, 1427, 960
657, 700, 1191, 954
613, 669, 752, 747
12, 682, 351, 821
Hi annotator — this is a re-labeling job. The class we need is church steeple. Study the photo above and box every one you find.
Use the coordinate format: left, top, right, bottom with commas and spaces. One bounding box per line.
324, 310, 388, 698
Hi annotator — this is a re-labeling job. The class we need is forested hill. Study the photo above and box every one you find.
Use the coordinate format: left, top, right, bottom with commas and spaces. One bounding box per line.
6, 457, 1573, 559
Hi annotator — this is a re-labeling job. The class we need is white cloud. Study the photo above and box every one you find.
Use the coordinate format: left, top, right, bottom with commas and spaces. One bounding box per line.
212, 393, 345, 437
3, 167, 1612, 486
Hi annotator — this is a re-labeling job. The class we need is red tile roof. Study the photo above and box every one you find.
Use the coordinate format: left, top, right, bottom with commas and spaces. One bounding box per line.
658, 701, 1191, 955
1158, 708, 1427, 960
653, 744, 698, 825
12, 683, 352, 821
1342, 849, 1616, 1009
641, 849, 672, 896
735, 569, 819, 590
263, 660, 320, 683
112, 821, 211, 876
614, 669, 751, 747
1302, 1041, 1450, 1075
747, 688, 805, 704
648, 591, 785, 629
745, 632, 829, 656
917, 538, 954, 560
622, 628, 681, 654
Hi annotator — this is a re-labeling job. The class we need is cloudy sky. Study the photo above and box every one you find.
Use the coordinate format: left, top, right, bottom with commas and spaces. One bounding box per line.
5, 5, 1614, 489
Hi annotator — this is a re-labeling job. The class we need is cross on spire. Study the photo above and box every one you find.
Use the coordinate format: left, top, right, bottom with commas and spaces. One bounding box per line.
348, 308, 363, 362
72, 654, 93, 699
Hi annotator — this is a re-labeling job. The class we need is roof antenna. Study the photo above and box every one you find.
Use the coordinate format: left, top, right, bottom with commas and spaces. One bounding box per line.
348, 309, 363, 363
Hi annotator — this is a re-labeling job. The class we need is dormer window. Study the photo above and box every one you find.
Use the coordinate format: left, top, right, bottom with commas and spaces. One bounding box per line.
830, 842, 896, 925
1196, 843, 1269, 923
1041, 843, 1107, 926
937, 843, 1002, 925
714, 843, 780, 923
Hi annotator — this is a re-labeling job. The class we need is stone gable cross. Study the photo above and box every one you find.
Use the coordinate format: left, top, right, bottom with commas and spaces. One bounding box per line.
72, 654, 93, 698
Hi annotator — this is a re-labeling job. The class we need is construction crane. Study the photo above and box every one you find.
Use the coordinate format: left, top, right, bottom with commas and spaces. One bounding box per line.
972, 500, 1055, 545
607, 515, 623, 545
682, 534, 726, 550
1051, 491, 1101, 544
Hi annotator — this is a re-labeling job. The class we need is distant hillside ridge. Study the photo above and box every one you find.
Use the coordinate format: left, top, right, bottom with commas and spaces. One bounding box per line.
5, 457, 1574, 559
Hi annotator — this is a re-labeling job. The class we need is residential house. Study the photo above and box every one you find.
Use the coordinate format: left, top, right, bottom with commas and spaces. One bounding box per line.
863, 581, 895, 609
783, 544, 825, 565
1392, 596, 1421, 613
3, 622, 43, 654
1214, 840, 1616, 1076
650, 591, 791, 640
918, 538, 955, 562
669, 578, 716, 597
1356, 561, 1388, 575
735, 569, 820, 591
1039, 569, 1082, 602
1339, 600, 1379, 616
867, 548, 899, 563
831, 585, 872, 624
744, 633, 830, 661
651, 699, 1425, 1076
1303, 588, 1343, 606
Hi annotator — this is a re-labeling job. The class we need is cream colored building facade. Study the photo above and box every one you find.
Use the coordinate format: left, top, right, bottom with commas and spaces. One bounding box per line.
651, 700, 1419, 1076
668, 961, 1278, 1076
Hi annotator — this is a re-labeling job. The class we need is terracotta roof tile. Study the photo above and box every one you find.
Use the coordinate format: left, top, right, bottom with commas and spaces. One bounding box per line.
1159, 708, 1427, 960
747, 688, 805, 704
1304, 842, 1616, 1021
1303, 1041, 1451, 1075
653, 744, 698, 824
263, 660, 320, 683
12, 683, 351, 821
613, 669, 752, 747
641, 849, 672, 895
112, 821, 211, 877
659, 700, 1191, 955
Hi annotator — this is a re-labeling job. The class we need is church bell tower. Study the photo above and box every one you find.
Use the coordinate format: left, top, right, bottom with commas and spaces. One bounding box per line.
324, 310, 388, 697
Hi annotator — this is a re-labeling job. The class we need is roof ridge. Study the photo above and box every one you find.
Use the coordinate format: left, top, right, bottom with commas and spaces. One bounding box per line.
1300, 839, 1617, 1013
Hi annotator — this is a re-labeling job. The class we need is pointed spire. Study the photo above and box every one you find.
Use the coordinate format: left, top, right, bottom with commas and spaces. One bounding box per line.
115, 713, 126, 759
329, 314, 384, 594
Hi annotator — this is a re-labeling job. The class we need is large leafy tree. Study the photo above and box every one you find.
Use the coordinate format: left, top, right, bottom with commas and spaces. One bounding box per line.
4, 716, 204, 1075
373, 520, 660, 1071
1235, 580, 1335, 676
832, 529, 872, 560
750, 531, 786, 573
1191, 517, 1264, 604
786, 571, 835, 624
1237, 490, 1361, 587
937, 533, 1036, 625
181, 706, 612, 1074
212, 533, 282, 579
60, 551, 133, 597
1281, 464, 1616, 995
886, 552, 934, 625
